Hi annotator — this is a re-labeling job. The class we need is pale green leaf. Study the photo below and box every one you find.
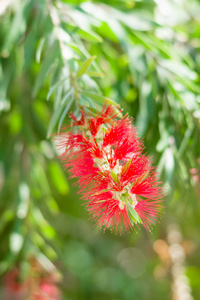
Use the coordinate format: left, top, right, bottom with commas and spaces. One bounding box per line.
86, 71, 104, 78
110, 171, 119, 184
47, 89, 73, 137
128, 204, 142, 224
33, 42, 59, 97
58, 96, 74, 132
80, 90, 121, 116
76, 56, 96, 78
47, 77, 68, 101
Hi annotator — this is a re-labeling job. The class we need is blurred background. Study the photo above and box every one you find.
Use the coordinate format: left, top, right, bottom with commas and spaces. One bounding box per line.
0, 0, 200, 299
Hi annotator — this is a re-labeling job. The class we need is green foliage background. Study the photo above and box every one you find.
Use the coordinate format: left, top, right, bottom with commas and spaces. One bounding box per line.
0, 0, 200, 299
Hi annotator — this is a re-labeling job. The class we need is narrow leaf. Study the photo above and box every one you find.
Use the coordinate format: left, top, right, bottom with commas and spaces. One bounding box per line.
128, 204, 142, 224
110, 171, 119, 184
58, 96, 74, 132
86, 71, 104, 78
122, 158, 132, 175
47, 77, 68, 101
77, 28, 103, 43
81, 90, 121, 116
177, 127, 193, 158
47, 89, 73, 138
36, 37, 45, 63
76, 56, 96, 78
33, 42, 58, 97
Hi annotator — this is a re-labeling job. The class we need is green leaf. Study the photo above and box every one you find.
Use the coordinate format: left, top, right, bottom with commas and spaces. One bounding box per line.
1, 1, 33, 56
76, 56, 96, 78
131, 31, 175, 59
58, 96, 74, 132
76, 28, 103, 43
160, 59, 197, 81
121, 12, 153, 31
110, 171, 119, 184
33, 42, 59, 97
86, 71, 104, 78
47, 77, 68, 101
24, 12, 40, 70
128, 204, 142, 224
177, 127, 194, 159
36, 37, 46, 63
122, 158, 132, 174
47, 89, 73, 137
65, 23, 103, 43
178, 76, 200, 94
81, 90, 121, 115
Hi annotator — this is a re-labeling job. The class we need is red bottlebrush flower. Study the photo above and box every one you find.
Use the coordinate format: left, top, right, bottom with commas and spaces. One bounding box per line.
56, 105, 164, 233
3, 259, 61, 300
3, 268, 28, 300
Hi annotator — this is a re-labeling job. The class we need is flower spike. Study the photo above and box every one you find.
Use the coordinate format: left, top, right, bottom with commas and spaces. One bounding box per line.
56, 105, 164, 233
